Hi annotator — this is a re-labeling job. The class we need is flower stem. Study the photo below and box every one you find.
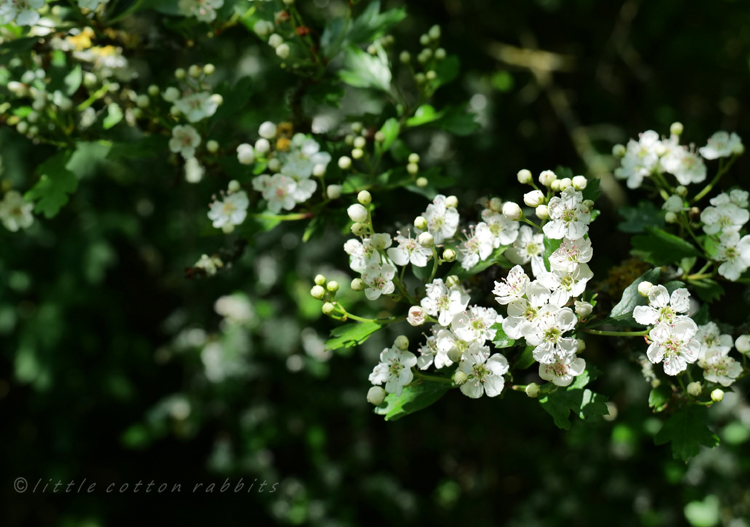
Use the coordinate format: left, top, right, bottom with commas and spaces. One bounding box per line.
414, 370, 454, 384
693, 155, 737, 203
583, 328, 648, 337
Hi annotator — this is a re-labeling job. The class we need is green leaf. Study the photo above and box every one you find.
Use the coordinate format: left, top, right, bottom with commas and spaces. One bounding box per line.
691, 279, 724, 303
0, 37, 36, 65
325, 321, 382, 351
405, 105, 442, 127
302, 215, 326, 243
618, 201, 666, 233
606, 268, 661, 326
447, 246, 511, 280
631, 227, 701, 266
438, 105, 479, 136
648, 385, 671, 412
514, 345, 536, 370
339, 46, 391, 92
64, 65, 82, 96
377, 118, 400, 152
306, 80, 346, 108
103, 103, 123, 130
692, 304, 710, 326
139, 0, 182, 16
108, 135, 169, 160
538, 367, 609, 430
432, 55, 459, 88
490, 323, 515, 349
581, 177, 601, 202
374, 381, 451, 421
543, 236, 563, 272
684, 495, 721, 527
347, 1, 406, 46
654, 405, 720, 462
25, 151, 78, 218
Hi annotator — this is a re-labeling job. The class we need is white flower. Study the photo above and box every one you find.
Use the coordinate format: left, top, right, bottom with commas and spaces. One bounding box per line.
538, 263, 594, 306
504, 225, 545, 277
662, 194, 684, 213
343, 236, 388, 272
502, 282, 554, 340
575, 300, 593, 317
237, 143, 255, 165
417, 325, 453, 370
614, 130, 662, 189
450, 306, 499, 343
174, 92, 219, 123
368, 346, 417, 396
184, 157, 205, 183
493, 265, 530, 305
361, 262, 396, 300
524, 307, 579, 364
695, 322, 733, 357
421, 278, 470, 326
169, 125, 201, 159
419, 194, 459, 244
0, 190, 34, 232
458, 223, 494, 270
647, 319, 700, 375
543, 187, 591, 240
387, 232, 433, 267
700, 202, 749, 235
252, 174, 297, 213
259, 121, 277, 139
698, 350, 742, 387
457, 346, 509, 399
699, 131, 744, 160
714, 231, 750, 281
407, 306, 426, 326
633, 285, 691, 326
436, 327, 473, 360
539, 352, 586, 387
207, 190, 249, 228
481, 208, 520, 247
660, 146, 707, 185
0, 0, 45, 26
178, 0, 223, 22
548, 237, 593, 273
195, 254, 220, 276
729, 189, 749, 208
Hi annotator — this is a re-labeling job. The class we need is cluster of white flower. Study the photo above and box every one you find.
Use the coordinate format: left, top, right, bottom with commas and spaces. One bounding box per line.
207, 180, 249, 234
694, 323, 743, 387
614, 127, 744, 190
241, 123, 331, 213
0, 190, 35, 232
253, 20, 291, 60
179, 0, 224, 23
368, 337, 417, 399
702, 190, 750, 280
457, 204, 519, 270
0, 0, 45, 26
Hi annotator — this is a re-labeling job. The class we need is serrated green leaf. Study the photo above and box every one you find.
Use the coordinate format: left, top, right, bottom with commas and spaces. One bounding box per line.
538, 367, 608, 430
325, 321, 382, 351
618, 201, 667, 233
632, 227, 701, 266
339, 46, 391, 92
374, 381, 451, 421
490, 323, 515, 349
347, 1, 406, 47
25, 151, 78, 218
654, 405, 720, 462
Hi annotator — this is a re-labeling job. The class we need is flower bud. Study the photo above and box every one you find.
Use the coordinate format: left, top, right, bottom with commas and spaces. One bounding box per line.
428, 24, 441, 40
517, 169, 532, 184
350, 122, 363, 134
352, 148, 364, 159
399, 51, 411, 64
638, 281, 653, 297
255, 138, 271, 154
353, 136, 366, 149
351, 223, 366, 236
227, 180, 241, 193
575, 300, 593, 317
416, 177, 428, 187
670, 122, 683, 136
351, 278, 365, 291
204, 63, 215, 75
414, 72, 426, 84
447, 348, 462, 363
163, 86, 180, 102
426, 70, 437, 81
572, 175, 588, 190
434, 48, 446, 60
525, 383, 540, 398
612, 144, 626, 158
374, 131, 385, 142
394, 335, 409, 351
675, 185, 688, 197
314, 274, 327, 286
559, 177, 572, 190
16, 121, 28, 134
711, 389, 724, 403
687, 382, 702, 397
253, 20, 274, 38
441, 196, 457, 209
735, 335, 750, 353
407, 306, 426, 326
222, 224, 235, 234
326, 185, 342, 200
539, 170, 557, 187
419, 34, 430, 46
188, 65, 202, 78
344, 134, 354, 146
136, 94, 150, 108
347, 204, 368, 223
175, 68, 186, 80
443, 248, 456, 262
357, 190, 372, 206
268, 158, 281, 172
310, 285, 326, 300
322, 302, 335, 315
417, 232, 434, 248
453, 371, 468, 385
268, 34, 284, 48
148, 84, 159, 96
414, 216, 428, 230
408, 153, 420, 164
576, 339, 586, 353
326, 281, 339, 293
207, 140, 219, 153
367, 386, 386, 405
237, 143, 255, 164
312, 163, 326, 177
445, 275, 460, 288
665, 211, 678, 224
489, 197, 503, 212
259, 121, 277, 139
502, 201, 522, 221
338, 156, 352, 170
523, 190, 545, 208
276, 43, 290, 59
407, 163, 419, 175
551, 180, 561, 191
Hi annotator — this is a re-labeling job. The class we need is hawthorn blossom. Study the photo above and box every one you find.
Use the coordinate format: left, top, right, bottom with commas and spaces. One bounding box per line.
633, 285, 691, 326
459, 223, 494, 270
502, 282, 554, 340
451, 306, 499, 343
695, 322, 733, 356
407, 306, 426, 326
417, 325, 452, 370
700, 201, 749, 235
361, 262, 396, 300
548, 237, 593, 273
524, 307, 579, 364
543, 187, 591, 240
436, 327, 473, 359
207, 191, 249, 228
169, 125, 201, 159
539, 352, 586, 387
714, 231, 750, 281
504, 225, 545, 277
614, 130, 662, 189
660, 146, 707, 185
646, 319, 700, 375
538, 263, 594, 306
0, 0, 45, 26
387, 232, 432, 267
480, 208, 520, 247
493, 265, 530, 305
699, 131, 744, 160
252, 174, 297, 213
419, 194, 459, 244
368, 346, 417, 396
178, 0, 224, 22
698, 349, 742, 387
174, 92, 219, 123
0, 191, 34, 232
662, 194, 684, 213
728, 189, 749, 208
421, 278, 470, 326
456, 346, 509, 399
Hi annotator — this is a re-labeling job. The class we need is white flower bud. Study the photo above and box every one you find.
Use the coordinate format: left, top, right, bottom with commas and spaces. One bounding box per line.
148, 85, 159, 96
687, 382, 702, 397
517, 169, 533, 184
27, 111, 38, 123
374, 131, 385, 143
453, 371, 468, 385
353, 136, 366, 149
675, 185, 688, 197
426, 70, 437, 80
419, 34, 430, 46
259, 121, 277, 139
414, 216, 428, 230
428, 24, 441, 40
447, 348, 462, 363
443, 248, 456, 262
444, 196, 458, 209
488, 197, 502, 211
434, 48, 446, 60
575, 300, 593, 317
535, 204, 550, 220
417, 232, 434, 248
237, 143, 255, 164
576, 339, 586, 353
408, 153, 420, 164
327, 281, 339, 292
670, 122, 684, 136
559, 178, 572, 190
312, 163, 326, 177
310, 285, 326, 300
351, 223, 366, 236
347, 204, 368, 223
414, 72, 426, 84
352, 148, 364, 159
322, 302, 335, 315
394, 335, 409, 351
612, 144, 626, 158
367, 386, 386, 405
523, 190, 545, 208
502, 201, 522, 221
399, 51, 411, 64
255, 138, 271, 154
268, 158, 281, 172
204, 64, 215, 75
525, 383, 540, 398
222, 224, 235, 234
357, 190, 372, 205
16, 121, 28, 134
638, 281, 654, 297
665, 211, 678, 224
163, 86, 180, 102
268, 34, 284, 49
350, 122, 363, 134
572, 176, 588, 190
407, 163, 419, 175
175, 68, 186, 80
351, 278, 365, 291
407, 306, 426, 326
314, 274, 326, 285
338, 156, 352, 170
551, 180, 561, 191
253, 20, 274, 38
711, 389, 724, 402
207, 140, 219, 153
228, 180, 241, 193
326, 185, 342, 200
276, 43, 290, 59
735, 335, 750, 353
188, 65, 202, 78
344, 134, 354, 146
445, 275, 460, 288
416, 177, 428, 187
539, 170, 557, 187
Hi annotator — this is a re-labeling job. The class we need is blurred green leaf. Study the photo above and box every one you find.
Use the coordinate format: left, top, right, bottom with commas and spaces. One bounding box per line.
539, 366, 608, 430
632, 227, 701, 266
339, 46, 391, 92
103, 103, 123, 130
325, 321, 382, 351
490, 323, 515, 349
618, 201, 666, 233
25, 150, 78, 218
654, 405, 719, 462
